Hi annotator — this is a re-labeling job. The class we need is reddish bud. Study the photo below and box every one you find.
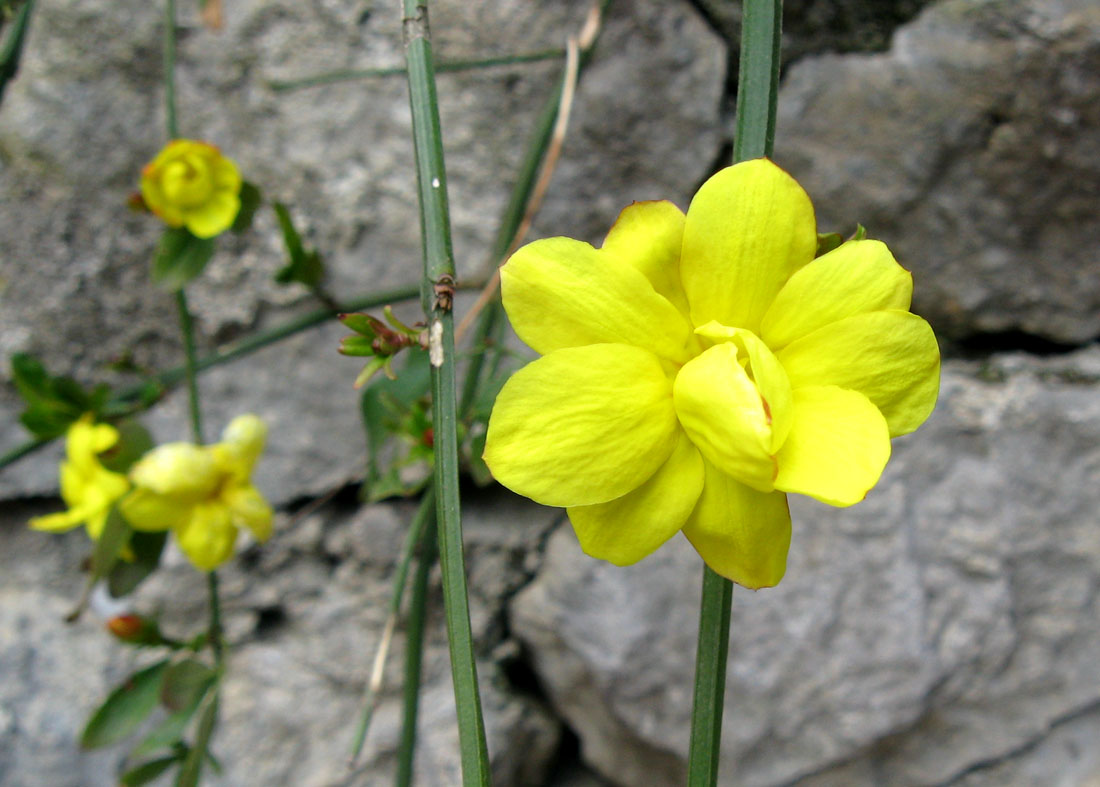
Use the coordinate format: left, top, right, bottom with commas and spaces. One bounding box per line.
106, 614, 146, 641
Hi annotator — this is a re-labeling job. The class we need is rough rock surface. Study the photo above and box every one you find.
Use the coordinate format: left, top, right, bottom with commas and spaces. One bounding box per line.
0, 489, 561, 787
774, 0, 1100, 344
510, 347, 1100, 787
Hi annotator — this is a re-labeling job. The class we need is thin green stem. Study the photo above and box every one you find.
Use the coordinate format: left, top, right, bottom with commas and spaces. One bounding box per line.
396, 510, 437, 787
686, 567, 734, 786
348, 491, 436, 763
732, 0, 782, 162
163, 0, 177, 139
687, 1, 783, 785
174, 289, 204, 444
270, 48, 564, 92
206, 570, 225, 668
402, 2, 490, 784
0, 0, 34, 106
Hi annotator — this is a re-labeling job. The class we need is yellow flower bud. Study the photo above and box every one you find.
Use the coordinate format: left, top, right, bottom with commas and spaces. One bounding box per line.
140, 139, 242, 239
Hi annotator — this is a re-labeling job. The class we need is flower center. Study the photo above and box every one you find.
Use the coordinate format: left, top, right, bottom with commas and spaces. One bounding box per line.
161, 154, 214, 208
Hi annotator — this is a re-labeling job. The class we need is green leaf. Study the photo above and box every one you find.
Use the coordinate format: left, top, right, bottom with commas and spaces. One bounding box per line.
360, 349, 431, 495
120, 754, 183, 787
91, 507, 133, 582
108, 530, 168, 599
133, 671, 212, 758
230, 181, 263, 234
9, 353, 99, 438
152, 228, 216, 291
339, 335, 377, 357
18, 405, 76, 440
815, 231, 844, 258
98, 419, 154, 474
175, 692, 218, 787
273, 202, 325, 288
10, 353, 51, 403
160, 659, 216, 712
81, 660, 169, 749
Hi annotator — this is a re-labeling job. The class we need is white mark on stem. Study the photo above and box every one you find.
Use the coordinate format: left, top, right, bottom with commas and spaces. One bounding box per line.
431, 177, 440, 188
429, 320, 444, 367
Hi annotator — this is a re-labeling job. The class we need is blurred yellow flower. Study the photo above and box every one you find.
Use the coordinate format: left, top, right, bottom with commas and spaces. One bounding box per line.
483, 159, 940, 589
119, 415, 273, 571
29, 415, 130, 540
140, 139, 241, 239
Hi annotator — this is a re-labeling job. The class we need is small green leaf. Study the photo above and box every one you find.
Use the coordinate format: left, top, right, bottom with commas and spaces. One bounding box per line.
339, 335, 377, 357
273, 202, 325, 288
133, 673, 211, 757
852, 223, 867, 241
91, 507, 133, 582
152, 228, 216, 291
230, 181, 263, 234
18, 405, 75, 440
175, 692, 219, 787
81, 660, 169, 749
10, 353, 51, 402
339, 312, 379, 337
360, 349, 431, 488
160, 659, 216, 712
107, 530, 168, 599
120, 754, 183, 787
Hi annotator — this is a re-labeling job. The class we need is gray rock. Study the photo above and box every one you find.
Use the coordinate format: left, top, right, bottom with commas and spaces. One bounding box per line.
775, 0, 1100, 344
510, 347, 1100, 787
0, 488, 562, 786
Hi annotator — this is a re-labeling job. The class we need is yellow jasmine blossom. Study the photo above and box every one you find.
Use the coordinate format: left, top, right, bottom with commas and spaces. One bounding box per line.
119, 415, 273, 572
29, 414, 130, 540
483, 159, 940, 589
140, 139, 242, 239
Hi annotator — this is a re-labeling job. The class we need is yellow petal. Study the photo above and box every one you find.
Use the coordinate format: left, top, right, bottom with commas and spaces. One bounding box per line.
774, 385, 890, 507
224, 484, 274, 542
175, 502, 237, 571
29, 509, 84, 533
567, 430, 704, 565
601, 200, 691, 318
692, 324, 794, 452
118, 488, 191, 532
500, 237, 695, 362
211, 155, 241, 193
761, 240, 913, 350
681, 159, 817, 334
673, 342, 781, 492
130, 443, 220, 501
484, 344, 679, 507
777, 310, 940, 436
218, 414, 267, 477
681, 461, 791, 589
183, 189, 240, 239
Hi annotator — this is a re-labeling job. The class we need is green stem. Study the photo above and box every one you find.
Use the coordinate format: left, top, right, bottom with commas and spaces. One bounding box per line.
175, 289, 204, 444
396, 509, 437, 787
269, 48, 564, 92
207, 570, 225, 668
686, 567, 734, 786
348, 491, 436, 763
687, 1, 782, 785
0, 0, 33, 107
402, 2, 490, 784
163, 0, 177, 139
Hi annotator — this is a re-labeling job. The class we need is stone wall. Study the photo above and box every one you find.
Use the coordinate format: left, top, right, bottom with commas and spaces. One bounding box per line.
2, 0, 1099, 785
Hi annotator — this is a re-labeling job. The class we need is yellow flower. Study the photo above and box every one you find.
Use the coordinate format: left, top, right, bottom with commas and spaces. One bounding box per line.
29, 415, 131, 540
483, 159, 940, 589
119, 415, 273, 571
140, 139, 242, 239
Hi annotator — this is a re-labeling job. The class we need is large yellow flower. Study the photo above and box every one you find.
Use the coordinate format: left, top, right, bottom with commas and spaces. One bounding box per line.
140, 139, 242, 239
483, 159, 940, 589
29, 415, 130, 540
119, 415, 273, 571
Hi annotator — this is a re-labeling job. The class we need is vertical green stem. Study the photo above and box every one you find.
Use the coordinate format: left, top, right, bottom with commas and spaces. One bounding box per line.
175, 289, 204, 444
163, 0, 177, 139
401, 2, 490, 785
396, 513, 437, 787
687, 1, 782, 785
207, 570, 225, 667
